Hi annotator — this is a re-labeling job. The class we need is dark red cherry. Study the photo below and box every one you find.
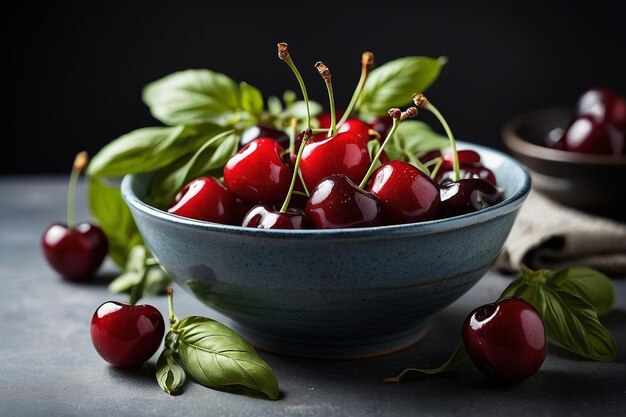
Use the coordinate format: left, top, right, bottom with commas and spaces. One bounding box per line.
42, 223, 109, 282
299, 131, 371, 191
305, 174, 381, 229
223, 138, 293, 203
91, 301, 165, 368
167, 176, 236, 224
462, 297, 547, 382
440, 150, 481, 170
241, 204, 310, 229
317, 110, 345, 129
439, 178, 504, 218
367, 115, 394, 139
366, 160, 440, 225
558, 115, 623, 155
437, 163, 498, 186
240, 124, 290, 149
576, 87, 626, 131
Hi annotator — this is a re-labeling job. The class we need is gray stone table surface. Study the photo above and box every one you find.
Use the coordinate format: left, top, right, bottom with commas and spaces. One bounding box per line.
1, 176, 625, 417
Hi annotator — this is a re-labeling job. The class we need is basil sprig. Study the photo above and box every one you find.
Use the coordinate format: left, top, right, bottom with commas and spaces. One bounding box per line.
385, 266, 617, 382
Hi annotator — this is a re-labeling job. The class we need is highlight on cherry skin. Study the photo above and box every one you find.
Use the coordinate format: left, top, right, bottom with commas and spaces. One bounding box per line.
462, 297, 547, 382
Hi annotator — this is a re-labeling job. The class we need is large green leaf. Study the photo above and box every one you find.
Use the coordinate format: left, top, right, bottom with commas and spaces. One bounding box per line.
142, 69, 242, 125
384, 120, 449, 168
357, 56, 446, 116
549, 267, 615, 317
175, 316, 279, 400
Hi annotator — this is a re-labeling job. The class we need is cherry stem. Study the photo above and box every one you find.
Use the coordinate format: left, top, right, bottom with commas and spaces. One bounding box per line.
338, 51, 375, 127
67, 151, 88, 229
167, 288, 179, 330
358, 107, 418, 189
429, 157, 443, 180
278, 43, 311, 130
280, 128, 312, 213
383, 341, 467, 382
413, 93, 460, 181
315, 61, 337, 136
288, 118, 297, 159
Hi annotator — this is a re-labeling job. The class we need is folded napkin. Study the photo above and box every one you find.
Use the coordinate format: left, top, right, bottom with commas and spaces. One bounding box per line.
494, 188, 626, 276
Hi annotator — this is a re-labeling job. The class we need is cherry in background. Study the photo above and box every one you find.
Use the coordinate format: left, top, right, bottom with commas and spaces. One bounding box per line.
576, 86, 626, 132
42, 151, 109, 282
462, 297, 547, 382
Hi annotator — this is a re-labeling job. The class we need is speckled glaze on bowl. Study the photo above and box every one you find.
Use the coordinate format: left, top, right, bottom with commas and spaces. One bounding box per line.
502, 106, 626, 221
121, 142, 530, 359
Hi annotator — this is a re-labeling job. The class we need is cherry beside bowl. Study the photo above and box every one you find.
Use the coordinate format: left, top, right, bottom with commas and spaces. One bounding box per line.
502, 106, 626, 221
121, 141, 530, 359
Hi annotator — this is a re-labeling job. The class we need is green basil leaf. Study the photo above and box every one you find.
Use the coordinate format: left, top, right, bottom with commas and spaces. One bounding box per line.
282, 100, 323, 120
383, 342, 467, 382
87, 125, 222, 177
175, 316, 279, 400
148, 130, 239, 208
358, 56, 446, 116
144, 265, 171, 297
156, 346, 187, 395
87, 176, 143, 267
267, 95, 283, 116
542, 286, 617, 361
142, 69, 241, 126
500, 276, 548, 314
384, 120, 449, 171
240, 82, 264, 116
108, 271, 141, 294
549, 267, 615, 316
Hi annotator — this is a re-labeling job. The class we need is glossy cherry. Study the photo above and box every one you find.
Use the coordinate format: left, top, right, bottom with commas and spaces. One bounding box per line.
42, 151, 108, 282
91, 301, 165, 368
435, 150, 498, 186
575, 87, 626, 131
240, 124, 290, 149
241, 204, 310, 229
366, 160, 440, 225
299, 131, 371, 191
462, 297, 547, 382
557, 115, 623, 155
223, 138, 293, 203
167, 176, 236, 224
337, 118, 371, 141
439, 178, 503, 218
306, 174, 381, 229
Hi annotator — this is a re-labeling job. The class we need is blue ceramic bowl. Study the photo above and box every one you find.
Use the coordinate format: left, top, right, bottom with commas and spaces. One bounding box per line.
121, 142, 531, 359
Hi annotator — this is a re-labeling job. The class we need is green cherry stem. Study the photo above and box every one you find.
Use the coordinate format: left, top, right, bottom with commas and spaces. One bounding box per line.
338, 51, 375, 127
413, 93, 460, 181
167, 288, 180, 331
278, 42, 311, 131
315, 61, 337, 137
280, 128, 312, 213
67, 151, 88, 229
358, 107, 418, 189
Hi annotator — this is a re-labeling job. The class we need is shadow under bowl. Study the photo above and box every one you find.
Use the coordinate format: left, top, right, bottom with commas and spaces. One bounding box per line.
502, 106, 626, 221
121, 142, 530, 359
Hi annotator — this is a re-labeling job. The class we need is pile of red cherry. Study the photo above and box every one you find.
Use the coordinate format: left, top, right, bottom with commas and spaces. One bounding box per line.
167, 110, 504, 229
545, 87, 626, 155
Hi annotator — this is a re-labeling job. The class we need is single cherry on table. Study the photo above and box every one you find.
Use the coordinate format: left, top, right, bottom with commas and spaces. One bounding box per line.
41, 151, 108, 282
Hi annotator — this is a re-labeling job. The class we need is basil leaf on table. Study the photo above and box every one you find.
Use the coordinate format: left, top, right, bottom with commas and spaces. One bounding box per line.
142, 69, 243, 126
87, 124, 223, 177
550, 267, 615, 316
148, 130, 240, 208
357, 56, 446, 117
156, 346, 187, 395
87, 176, 143, 267
175, 316, 279, 400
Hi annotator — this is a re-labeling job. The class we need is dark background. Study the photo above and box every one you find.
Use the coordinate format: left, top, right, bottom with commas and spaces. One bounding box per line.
3, 1, 625, 175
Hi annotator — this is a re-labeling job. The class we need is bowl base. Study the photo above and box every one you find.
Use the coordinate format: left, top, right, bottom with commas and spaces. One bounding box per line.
229, 320, 431, 360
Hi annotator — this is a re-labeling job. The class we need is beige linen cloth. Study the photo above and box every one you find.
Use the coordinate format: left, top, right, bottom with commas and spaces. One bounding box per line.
494, 188, 626, 275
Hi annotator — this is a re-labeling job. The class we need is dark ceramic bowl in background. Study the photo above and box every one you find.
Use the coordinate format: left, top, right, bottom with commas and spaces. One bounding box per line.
502, 106, 626, 221
121, 142, 531, 359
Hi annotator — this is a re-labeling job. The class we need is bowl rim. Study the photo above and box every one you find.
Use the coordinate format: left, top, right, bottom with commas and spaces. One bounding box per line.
121, 141, 532, 238
502, 105, 626, 165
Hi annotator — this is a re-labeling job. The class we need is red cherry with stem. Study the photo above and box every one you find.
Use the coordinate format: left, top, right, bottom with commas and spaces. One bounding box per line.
223, 138, 293, 203
91, 300, 165, 367
366, 160, 441, 225
317, 110, 345, 129
576, 86, 626, 131
558, 115, 623, 155
337, 118, 371, 141
462, 297, 547, 382
242, 128, 313, 229
305, 174, 381, 229
42, 151, 108, 282
167, 176, 236, 224
439, 178, 504, 217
